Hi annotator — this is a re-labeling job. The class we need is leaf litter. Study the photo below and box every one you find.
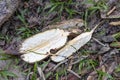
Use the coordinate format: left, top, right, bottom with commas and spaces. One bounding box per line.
1, 0, 120, 80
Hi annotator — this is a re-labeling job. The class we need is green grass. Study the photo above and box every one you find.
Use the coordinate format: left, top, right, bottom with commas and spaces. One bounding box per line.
17, 8, 40, 39
45, 0, 79, 18
97, 70, 114, 80
78, 58, 98, 74
82, 0, 108, 29
0, 70, 17, 80
16, 27, 39, 39
115, 64, 120, 72
17, 9, 28, 27
31, 63, 38, 80
55, 68, 67, 80
111, 32, 120, 49
0, 49, 18, 80
0, 34, 12, 44
112, 32, 120, 40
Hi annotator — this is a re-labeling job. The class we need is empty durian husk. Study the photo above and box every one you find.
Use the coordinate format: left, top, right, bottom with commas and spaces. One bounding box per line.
20, 29, 70, 63
51, 23, 100, 62
51, 31, 93, 62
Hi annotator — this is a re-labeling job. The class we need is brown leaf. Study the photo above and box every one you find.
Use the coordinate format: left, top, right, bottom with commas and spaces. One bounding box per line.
109, 21, 120, 26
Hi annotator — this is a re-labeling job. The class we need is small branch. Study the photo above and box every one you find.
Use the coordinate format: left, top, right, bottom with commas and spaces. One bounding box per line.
92, 37, 106, 47
71, 56, 88, 65
107, 6, 116, 16
53, 59, 68, 71
67, 69, 81, 79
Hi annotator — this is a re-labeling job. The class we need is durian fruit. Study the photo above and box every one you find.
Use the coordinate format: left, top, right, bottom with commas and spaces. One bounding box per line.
20, 29, 70, 63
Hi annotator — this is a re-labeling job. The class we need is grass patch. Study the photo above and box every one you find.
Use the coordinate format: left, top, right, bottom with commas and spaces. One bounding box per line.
17, 9, 28, 27
0, 70, 17, 80
16, 27, 39, 39
97, 70, 114, 80
45, 0, 79, 18
82, 0, 108, 28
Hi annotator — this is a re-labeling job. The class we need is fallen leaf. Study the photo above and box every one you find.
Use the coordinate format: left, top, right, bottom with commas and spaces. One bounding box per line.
109, 21, 120, 26
42, 19, 84, 34
20, 29, 69, 63
51, 23, 100, 62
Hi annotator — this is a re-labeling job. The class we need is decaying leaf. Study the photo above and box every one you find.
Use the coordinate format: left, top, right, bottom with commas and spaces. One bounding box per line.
42, 19, 84, 34
20, 29, 69, 63
51, 24, 98, 62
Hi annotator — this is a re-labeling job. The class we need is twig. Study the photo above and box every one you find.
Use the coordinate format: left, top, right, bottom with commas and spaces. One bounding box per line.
53, 59, 68, 71
71, 56, 88, 65
91, 20, 105, 33
68, 56, 74, 70
92, 37, 106, 47
107, 6, 116, 16
67, 69, 81, 79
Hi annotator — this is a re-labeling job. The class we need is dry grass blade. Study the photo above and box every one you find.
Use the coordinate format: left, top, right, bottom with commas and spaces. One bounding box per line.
37, 67, 46, 80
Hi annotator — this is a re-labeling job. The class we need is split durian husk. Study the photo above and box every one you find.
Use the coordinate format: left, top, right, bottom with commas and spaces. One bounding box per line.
51, 31, 93, 62
20, 29, 70, 63
51, 24, 99, 62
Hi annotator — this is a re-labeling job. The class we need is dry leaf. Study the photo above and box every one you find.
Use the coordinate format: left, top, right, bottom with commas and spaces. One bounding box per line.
51, 25, 98, 62
109, 21, 120, 26
42, 19, 84, 34
20, 29, 69, 63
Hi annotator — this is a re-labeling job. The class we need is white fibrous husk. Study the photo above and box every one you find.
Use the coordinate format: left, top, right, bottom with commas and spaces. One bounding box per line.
20, 29, 70, 63
51, 26, 98, 62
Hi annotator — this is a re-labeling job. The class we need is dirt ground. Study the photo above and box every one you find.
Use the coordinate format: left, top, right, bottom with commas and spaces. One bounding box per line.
0, 0, 120, 80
